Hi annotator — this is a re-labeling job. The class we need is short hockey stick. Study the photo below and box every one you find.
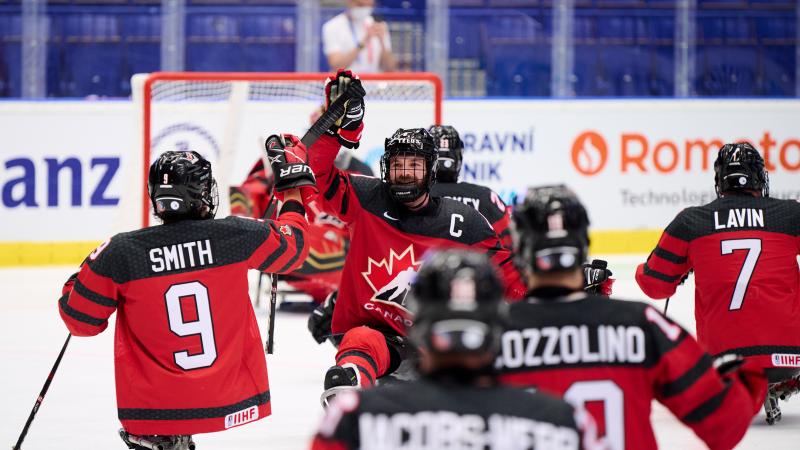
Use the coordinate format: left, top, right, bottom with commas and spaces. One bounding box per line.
263, 76, 364, 355
266, 274, 278, 355
12, 334, 72, 450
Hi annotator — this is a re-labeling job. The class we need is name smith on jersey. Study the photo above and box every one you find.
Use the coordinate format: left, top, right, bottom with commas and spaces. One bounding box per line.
149, 239, 214, 273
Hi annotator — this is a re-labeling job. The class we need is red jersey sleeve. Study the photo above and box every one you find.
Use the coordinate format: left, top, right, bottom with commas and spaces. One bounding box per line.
477, 235, 526, 300
636, 209, 692, 299
309, 134, 364, 225
492, 206, 513, 250
59, 239, 121, 336
646, 306, 765, 450
245, 200, 310, 274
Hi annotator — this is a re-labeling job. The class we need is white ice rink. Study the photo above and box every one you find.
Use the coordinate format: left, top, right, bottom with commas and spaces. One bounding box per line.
2, 256, 798, 449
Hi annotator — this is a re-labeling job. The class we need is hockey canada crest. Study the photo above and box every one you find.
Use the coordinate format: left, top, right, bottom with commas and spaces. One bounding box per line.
361, 245, 423, 311
279, 224, 293, 236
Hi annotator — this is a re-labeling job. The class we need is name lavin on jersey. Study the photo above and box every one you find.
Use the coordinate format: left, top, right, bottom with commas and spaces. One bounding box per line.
359, 411, 578, 450
714, 208, 764, 230
149, 239, 214, 273
497, 325, 646, 369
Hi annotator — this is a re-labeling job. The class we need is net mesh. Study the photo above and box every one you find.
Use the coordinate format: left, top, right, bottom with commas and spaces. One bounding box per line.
140, 73, 440, 227
148, 79, 437, 103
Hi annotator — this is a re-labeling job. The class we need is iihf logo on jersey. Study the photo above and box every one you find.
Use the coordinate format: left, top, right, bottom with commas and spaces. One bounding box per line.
361, 245, 423, 311
772, 353, 800, 367
225, 406, 259, 429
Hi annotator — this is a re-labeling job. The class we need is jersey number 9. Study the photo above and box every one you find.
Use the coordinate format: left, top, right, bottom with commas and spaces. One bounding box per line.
165, 281, 218, 370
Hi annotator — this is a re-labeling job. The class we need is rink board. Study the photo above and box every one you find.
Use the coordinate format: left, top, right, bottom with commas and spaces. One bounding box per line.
1, 99, 798, 265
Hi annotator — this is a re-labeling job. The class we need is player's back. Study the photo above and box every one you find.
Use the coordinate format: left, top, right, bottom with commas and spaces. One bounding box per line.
430, 181, 507, 226
313, 378, 590, 450
68, 215, 306, 434
497, 294, 755, 450
674, 196, 800, 362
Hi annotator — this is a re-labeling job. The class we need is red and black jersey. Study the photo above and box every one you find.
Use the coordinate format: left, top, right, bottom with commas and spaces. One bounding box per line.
430, 181, 513, 248
309, 135, 526, 336
58, 203, 309, 435
496, 293, 765, 450
311, 377, 603, 450
636, 195, 800, 368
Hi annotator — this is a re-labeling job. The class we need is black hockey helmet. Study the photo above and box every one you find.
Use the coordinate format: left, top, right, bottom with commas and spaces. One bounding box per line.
428, 125, 464, 183
714, 142, 769, 198
408, 249, 506, 355
512, 184, 590, 274
148, 150, 218, 221
381, 128, 437, 203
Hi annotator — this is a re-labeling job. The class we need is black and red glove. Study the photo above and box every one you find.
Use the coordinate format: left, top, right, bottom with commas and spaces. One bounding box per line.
265, 133, 318, 204
324, 69, 366, 149
583, 259, 614, 297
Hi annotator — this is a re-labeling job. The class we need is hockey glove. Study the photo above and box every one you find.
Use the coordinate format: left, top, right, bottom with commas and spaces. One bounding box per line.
308, 290, 337, 344
324, 69, 366, 149
265, 133, 318, 204
713, 353, 767, 413
583, 259, 614, 297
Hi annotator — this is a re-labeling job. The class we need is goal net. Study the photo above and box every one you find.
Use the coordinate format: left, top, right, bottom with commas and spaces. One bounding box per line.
129, 72, 443, 228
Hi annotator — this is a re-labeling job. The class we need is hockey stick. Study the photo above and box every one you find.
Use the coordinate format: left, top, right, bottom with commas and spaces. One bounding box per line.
263, 76, 364, 355
664, 297, 671, 315
266, 273, 278, 354
12, 334, 71, 450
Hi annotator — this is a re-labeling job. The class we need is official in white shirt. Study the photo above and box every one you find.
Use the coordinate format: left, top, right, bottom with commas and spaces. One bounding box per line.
322, 0, 397, 73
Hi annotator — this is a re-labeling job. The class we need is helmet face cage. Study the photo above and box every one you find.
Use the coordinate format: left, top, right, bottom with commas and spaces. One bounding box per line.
148, 151, 218, 222
512, 185, 590, 274
713, 143, 769, 198
428, 125, 464, 183
408, 249, 506, 356
381, 128, 438, 203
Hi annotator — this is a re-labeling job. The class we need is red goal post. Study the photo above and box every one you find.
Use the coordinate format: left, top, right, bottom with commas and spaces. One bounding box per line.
134, 72, 443, 228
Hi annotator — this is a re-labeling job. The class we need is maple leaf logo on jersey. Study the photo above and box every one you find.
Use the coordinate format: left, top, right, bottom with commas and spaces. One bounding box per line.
361, 245, 423, 312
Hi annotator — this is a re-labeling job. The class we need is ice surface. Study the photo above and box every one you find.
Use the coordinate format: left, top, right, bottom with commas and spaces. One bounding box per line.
1, 256, 797, 449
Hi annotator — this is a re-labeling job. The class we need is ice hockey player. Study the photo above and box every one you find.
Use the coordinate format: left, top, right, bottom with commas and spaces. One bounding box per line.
636, 142, 800, 425
57, 135, 316, 449
307, 69, 525, 406
496, 184, 767, 450
311, 249, 602, 450
427, 125, 513, 248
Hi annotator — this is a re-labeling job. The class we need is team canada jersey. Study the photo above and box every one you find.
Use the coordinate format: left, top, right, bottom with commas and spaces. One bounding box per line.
312, 377, 602, 450
309, 135, 525, 336
636, 196, 800, 368
496, 292, 764, 450
430, 181, 513, 248
58, 204, 308, 435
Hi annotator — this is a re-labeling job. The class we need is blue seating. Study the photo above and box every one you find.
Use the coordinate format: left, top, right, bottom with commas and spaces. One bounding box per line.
695, 45, 758, 96
449, 14, 482, 59
0, 14, 22, 97
760, 45, 795, 96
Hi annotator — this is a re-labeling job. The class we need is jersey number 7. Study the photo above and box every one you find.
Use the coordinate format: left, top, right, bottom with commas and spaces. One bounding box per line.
720, 239, 762, 311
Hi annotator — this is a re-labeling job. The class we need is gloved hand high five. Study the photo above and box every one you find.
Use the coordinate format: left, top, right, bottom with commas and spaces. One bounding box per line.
324, 69, 366, 149
265, 133, 318, 204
